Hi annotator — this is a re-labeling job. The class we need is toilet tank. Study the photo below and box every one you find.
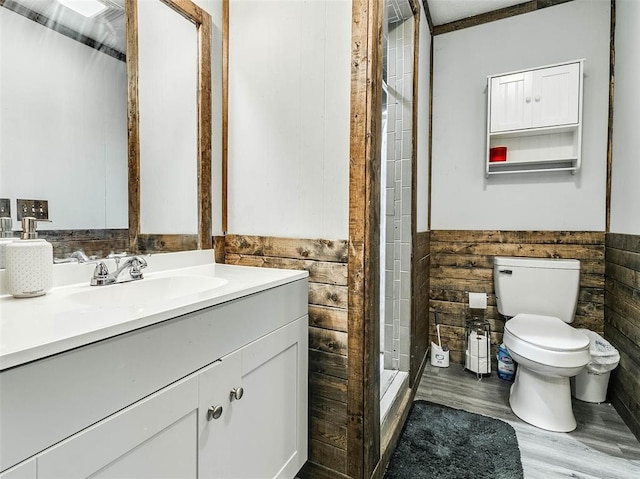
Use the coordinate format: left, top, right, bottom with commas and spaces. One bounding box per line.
494, 256, 580, 323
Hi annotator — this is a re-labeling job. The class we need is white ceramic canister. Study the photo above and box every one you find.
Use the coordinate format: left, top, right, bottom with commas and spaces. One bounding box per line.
0, 238, 15, 269
5, 218, 53, 297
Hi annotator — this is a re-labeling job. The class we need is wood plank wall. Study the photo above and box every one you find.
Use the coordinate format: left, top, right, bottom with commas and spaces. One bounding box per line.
605, 233, 640, 441
430, 230, 605, 364
221, 235, 350, 479
411, 231, 430, 385
38, 229, 129, 259
137, 234, 198, 253
35, 229, 200, 259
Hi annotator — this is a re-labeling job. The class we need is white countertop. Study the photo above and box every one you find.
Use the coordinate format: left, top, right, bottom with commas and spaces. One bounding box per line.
0, 250, 307, 370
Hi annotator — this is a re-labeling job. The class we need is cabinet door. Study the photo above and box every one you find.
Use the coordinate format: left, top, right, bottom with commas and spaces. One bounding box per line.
198, 353, 242, 479
490, 71, 533, 132
37, 376, 199, 479
231, 317, 308, 479
198, 317, 308, 479
531, 62, 580, 128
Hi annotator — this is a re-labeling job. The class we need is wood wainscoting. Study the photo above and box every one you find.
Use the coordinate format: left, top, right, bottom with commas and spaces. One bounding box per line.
411, 231, 430, 385
221, 235, 350, 478
605, 233, 640, 441
430, 230, 605, 364
39, 229, 129, 259
136, 234, 199, 253
37, 229, 199, 261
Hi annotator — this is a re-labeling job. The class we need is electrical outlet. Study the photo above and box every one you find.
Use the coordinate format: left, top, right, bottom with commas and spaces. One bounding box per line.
0, 198, 9, 217
16, 199, 49, 221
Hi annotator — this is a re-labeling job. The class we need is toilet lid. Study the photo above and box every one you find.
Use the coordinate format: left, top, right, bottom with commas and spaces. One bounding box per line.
505, 314, 589, 351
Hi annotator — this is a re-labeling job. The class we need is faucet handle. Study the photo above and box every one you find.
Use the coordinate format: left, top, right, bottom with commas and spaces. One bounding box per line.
129, 256, 148, 280
90, 262, 113, 286
70, 251, 90, 262
133, 256, 148, 269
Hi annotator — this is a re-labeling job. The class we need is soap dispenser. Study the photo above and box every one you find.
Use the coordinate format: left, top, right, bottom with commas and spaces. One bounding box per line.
5, 217, 53, 297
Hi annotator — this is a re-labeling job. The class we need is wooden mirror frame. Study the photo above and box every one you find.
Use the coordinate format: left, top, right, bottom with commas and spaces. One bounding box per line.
126, 0, 212, 252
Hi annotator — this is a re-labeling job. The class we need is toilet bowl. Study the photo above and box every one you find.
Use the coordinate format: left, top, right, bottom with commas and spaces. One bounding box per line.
504, 313, 590, 432
494, 256, 589, 433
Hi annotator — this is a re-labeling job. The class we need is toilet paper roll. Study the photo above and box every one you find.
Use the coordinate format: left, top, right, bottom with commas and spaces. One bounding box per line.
465, 351, 491, 374
468, 331, 489, 357
468, 292, 487, 309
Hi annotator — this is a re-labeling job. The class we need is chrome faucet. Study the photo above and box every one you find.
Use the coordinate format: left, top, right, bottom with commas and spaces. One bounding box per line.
54, 250, 98, 264
90, 255, 148, 286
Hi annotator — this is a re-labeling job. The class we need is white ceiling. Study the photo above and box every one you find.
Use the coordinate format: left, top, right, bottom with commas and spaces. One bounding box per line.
427, 0, 526, 25
6, 0, 533, 55
6, 0, 126, 53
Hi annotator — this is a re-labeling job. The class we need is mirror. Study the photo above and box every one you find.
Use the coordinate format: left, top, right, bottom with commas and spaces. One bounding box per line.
0, 0, 213, 258
127, 0, 212, 252
0, 0, 128, 241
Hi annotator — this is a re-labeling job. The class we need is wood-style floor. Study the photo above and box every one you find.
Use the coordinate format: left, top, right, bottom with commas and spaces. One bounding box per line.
415, 363, 640, 479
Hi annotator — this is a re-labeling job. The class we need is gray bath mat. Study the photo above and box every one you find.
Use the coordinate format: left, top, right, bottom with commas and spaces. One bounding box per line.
384, 400, 524, 479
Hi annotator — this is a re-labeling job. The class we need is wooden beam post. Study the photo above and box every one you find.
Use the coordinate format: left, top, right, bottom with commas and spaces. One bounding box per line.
126, 0, 140, 253
348, 0, 383, 477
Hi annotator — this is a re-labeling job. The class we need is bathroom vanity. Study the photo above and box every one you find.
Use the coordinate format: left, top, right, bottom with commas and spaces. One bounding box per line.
0, 251, 308, 479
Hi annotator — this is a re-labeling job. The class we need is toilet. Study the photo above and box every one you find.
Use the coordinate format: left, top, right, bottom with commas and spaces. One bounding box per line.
494, 256, 590, 432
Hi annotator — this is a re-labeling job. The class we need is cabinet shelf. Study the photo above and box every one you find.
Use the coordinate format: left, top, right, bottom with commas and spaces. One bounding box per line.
487, 157, 578, 175
489, 123, 578, 140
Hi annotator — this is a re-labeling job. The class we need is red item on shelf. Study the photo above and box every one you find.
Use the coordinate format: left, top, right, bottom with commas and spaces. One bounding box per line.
489, 146, 507, 162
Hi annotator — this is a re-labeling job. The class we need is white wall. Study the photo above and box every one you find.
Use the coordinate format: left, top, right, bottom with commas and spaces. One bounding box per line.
610, 0, 640, 235
416, 6, 430, 232
227, 0, 351, 240
431, 0, 610, 231
0, 7, 128, 230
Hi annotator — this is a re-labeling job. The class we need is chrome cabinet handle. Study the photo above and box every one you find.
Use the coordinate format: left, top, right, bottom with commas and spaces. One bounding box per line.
207, 405, 223, 421
230, 387, 244, 401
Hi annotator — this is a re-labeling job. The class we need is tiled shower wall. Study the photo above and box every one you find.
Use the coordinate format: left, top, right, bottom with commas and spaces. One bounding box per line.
383, 16, 414, 371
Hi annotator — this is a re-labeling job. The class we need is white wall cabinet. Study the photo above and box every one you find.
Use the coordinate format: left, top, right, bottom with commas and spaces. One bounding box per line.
487, 60, 583, 176
0, 279, 308, 479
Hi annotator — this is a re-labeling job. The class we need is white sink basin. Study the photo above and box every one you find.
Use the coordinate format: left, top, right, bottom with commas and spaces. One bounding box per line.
69, 275, 229, 307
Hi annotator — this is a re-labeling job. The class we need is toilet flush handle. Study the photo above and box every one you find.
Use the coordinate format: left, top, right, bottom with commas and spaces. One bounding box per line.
499, 269, 513, 275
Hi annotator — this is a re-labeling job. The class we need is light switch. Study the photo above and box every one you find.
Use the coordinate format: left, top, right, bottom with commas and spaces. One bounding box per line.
16, 199, 49, 221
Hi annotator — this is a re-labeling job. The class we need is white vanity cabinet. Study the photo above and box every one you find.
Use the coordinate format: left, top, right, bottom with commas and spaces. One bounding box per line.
486, 60, 583, 176
0, 276, 308, 479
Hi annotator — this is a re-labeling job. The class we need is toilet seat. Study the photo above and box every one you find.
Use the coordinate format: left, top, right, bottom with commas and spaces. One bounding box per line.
504, 314, 590, 368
